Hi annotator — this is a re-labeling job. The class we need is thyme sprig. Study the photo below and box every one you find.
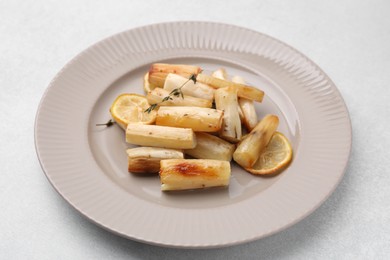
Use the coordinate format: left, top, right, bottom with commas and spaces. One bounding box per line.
96, 119, 115, 127
144, 74, 197, 113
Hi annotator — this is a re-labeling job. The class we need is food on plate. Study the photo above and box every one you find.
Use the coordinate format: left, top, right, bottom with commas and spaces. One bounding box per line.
147, 88, 212, 108
184, 132, 235, 161
143, 72, 156, 93
211, 68, 227, 80
159, 159, 231, 191
109, 93, 156, 129
148, 63, 202, 87
164, 73, 215, 101
149, 63, 263, 102
126, 124, 196, 149
238, 98, 258, 131
245, 132, 292, 175
196, 73, 264, 102
156, 106, 223, 132
99, 63, 294, 192
233, 114, 279, 168
212, 69, 244, 121
214, 86, 242, 143
127, 147, 183, 174
232, 75, 258, 131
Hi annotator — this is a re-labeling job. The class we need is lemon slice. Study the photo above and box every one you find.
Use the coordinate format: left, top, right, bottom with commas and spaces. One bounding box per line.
110, 93, 156, 129
143, 72, 157, 93
246, 132, 293, 175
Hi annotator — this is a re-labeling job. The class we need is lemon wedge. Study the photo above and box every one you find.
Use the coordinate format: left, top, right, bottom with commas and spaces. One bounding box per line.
246, 132, 293, 175
110, 93, 156, 129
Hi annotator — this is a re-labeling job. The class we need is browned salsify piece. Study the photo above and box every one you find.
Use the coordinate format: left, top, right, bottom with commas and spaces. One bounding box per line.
127, 147, 183, 174
196, 73, 264, 102
148, 63, 202, 87
159, 159, 231, 191
155, 106, 223, 132
233, 114, 279, 168
184, 132, 235, 161
214, 86, 242, 143
126, 124, 197, 149
146, 88, 212, 108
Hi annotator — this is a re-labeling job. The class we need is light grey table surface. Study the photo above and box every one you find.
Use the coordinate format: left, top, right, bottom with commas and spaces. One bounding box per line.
1, 0, 389, 259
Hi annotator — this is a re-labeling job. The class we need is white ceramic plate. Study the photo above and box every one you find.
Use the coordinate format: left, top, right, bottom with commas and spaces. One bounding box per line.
35, 22, 352, 248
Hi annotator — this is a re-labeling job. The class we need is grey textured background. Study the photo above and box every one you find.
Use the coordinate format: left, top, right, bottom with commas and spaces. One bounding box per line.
1, 0, 390, 259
